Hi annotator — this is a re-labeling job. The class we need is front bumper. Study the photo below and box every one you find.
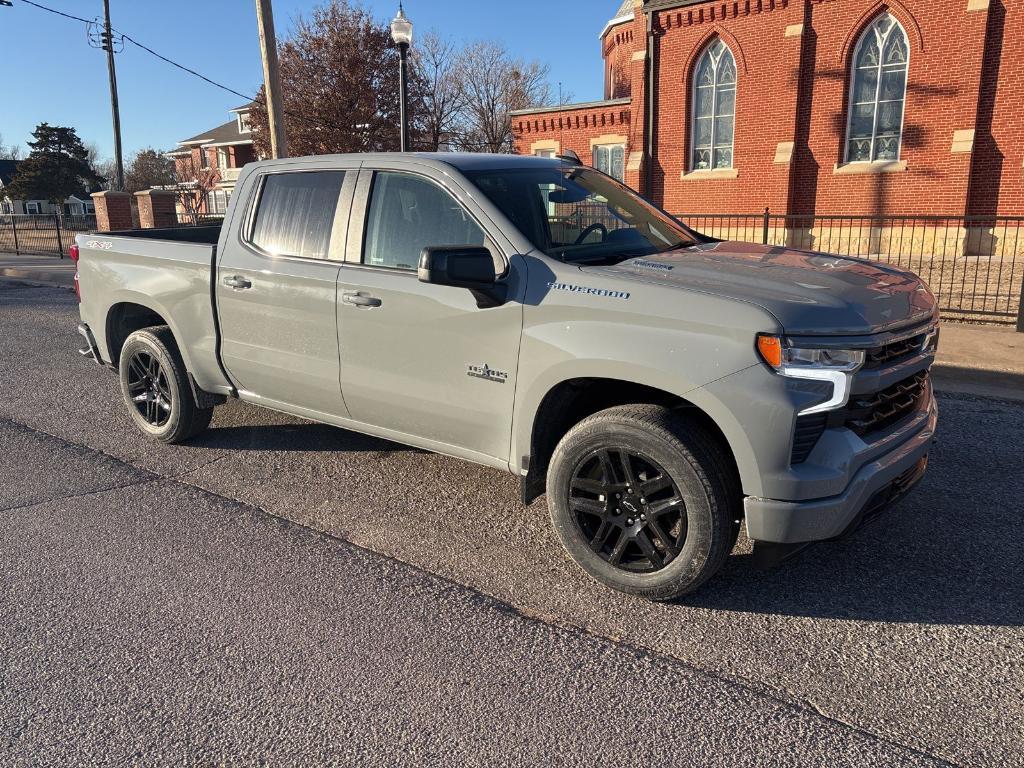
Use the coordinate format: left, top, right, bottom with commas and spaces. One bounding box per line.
744, 396, 937, 544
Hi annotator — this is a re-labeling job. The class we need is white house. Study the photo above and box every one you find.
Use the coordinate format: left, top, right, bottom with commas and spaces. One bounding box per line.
0, 160, 97, 217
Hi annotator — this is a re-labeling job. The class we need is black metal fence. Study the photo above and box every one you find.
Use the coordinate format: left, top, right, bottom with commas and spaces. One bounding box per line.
0, 213, 97, 258
674, 210, 1024, 327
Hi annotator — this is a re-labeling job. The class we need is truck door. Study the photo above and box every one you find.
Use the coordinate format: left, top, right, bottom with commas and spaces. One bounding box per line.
216, 167, 355, 417
337, 168, 524, 462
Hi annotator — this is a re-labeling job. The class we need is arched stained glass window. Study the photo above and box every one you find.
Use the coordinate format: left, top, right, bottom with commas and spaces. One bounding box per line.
691, 39, 736, 171
846, 13, 910, 163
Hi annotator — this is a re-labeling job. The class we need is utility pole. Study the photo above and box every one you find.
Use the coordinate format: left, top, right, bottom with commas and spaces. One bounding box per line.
102, 0, 124, 191
255, 0, 288, 159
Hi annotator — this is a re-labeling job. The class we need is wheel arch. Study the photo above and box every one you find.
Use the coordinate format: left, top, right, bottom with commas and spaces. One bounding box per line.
103, 295, 193, 373
519, 375, 742, 506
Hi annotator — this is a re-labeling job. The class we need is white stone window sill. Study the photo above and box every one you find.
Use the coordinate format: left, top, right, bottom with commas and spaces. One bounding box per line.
681, 168, 739, 181
833, 160, 908, 176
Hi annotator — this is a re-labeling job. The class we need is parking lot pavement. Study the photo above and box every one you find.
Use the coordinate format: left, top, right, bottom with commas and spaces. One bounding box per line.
2, 283, 1022, 766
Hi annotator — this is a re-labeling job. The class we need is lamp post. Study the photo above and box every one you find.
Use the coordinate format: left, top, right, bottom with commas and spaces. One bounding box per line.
390, 3, 413, 152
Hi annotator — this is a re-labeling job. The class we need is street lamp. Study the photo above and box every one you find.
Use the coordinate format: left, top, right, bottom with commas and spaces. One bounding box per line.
390, 2, 413, 152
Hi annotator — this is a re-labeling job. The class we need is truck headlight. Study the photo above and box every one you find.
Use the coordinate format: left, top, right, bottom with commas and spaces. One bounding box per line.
756, 335, 866, 416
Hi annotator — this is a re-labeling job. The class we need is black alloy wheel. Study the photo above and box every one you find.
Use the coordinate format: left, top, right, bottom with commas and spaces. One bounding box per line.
125, 350, 173, 428
569, 448, 687, 573
547, 404, 739, 600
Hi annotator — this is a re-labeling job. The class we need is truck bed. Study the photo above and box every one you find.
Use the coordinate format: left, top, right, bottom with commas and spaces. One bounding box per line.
104, 224, 222, 244
75, 229, 232, 397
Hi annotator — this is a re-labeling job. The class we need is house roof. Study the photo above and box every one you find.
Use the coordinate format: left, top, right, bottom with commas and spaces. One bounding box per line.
0, 159, 19, 187
178, 118, 251, 147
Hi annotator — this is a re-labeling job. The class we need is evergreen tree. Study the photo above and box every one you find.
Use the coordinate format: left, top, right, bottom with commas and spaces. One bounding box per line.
4, 123, 103, 203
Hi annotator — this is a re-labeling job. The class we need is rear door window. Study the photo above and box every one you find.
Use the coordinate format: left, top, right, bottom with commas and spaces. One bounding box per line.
249, 171, 346, 260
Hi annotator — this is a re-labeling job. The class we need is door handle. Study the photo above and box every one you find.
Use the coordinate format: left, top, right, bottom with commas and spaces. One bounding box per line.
342, 292, 382, 308
223, 275, 252, 290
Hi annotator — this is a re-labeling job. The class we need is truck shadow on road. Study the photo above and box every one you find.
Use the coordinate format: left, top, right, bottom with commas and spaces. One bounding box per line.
687, 485, 1024, 627
190, 422, 422, 455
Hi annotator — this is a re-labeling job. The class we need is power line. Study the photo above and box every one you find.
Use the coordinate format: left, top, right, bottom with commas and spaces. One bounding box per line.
120, 34, 256, 103
18, 0, 90, 24
17, 0, 258, 103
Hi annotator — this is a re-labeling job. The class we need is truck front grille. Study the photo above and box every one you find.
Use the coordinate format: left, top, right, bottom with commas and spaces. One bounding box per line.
863, 332, 928, 369
845, 371, 929, 437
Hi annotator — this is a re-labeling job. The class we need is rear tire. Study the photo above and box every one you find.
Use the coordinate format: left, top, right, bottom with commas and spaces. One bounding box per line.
547, 404, 738, 601
119, 326, 213, 444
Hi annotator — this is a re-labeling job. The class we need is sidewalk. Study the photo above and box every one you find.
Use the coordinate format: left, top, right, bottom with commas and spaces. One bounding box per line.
2, 250, 1021, 401
931, 322, 1024, 401
0, 251, 75, 288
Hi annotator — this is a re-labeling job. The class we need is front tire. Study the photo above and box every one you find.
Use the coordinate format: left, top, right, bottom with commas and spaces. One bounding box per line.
119, 326, 213, 444
547, 404, 737, 601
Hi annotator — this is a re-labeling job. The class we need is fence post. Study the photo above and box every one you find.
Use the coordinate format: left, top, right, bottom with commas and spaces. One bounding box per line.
10, 214, 19, 256
1017, 273, 1024, 333
54, 212, 64, 258
762, 207, 770, 245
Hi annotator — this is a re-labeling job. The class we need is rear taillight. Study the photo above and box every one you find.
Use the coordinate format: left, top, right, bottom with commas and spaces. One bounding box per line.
70, 245, 81, 301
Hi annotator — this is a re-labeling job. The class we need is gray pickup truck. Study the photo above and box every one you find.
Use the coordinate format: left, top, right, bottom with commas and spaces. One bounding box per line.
74, 153, 938, 599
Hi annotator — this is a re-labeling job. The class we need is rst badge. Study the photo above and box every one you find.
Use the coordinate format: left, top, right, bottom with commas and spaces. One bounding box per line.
467, 363, 508, 384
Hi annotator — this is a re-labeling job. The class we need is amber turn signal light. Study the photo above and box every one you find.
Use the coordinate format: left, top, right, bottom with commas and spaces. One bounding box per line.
756, 335, 783, 369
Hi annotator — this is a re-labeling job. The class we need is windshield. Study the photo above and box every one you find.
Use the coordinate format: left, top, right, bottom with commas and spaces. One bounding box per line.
464, 166, 700, 264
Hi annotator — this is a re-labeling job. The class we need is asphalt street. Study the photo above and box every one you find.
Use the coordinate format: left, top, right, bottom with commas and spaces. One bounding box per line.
1, 283, 1021, 766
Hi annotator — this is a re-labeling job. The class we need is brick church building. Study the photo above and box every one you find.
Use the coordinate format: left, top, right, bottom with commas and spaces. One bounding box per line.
511, 0, 1022, 220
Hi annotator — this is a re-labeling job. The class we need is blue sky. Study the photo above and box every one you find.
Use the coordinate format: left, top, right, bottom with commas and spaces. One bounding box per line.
1, 0, 615, 160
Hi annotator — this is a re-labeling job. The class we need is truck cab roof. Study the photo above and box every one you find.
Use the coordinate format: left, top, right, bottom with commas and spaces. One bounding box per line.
247, 152, 567, 173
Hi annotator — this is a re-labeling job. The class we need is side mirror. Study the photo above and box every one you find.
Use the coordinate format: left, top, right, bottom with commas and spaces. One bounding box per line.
418, 246, 507, 308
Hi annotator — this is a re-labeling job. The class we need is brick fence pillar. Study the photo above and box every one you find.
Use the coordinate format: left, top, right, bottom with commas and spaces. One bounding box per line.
90, 191, 133, 232
135, 189, 179, 229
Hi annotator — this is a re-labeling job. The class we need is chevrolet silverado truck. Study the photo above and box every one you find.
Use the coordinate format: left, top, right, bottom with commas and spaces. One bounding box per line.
74, 153, 939, 600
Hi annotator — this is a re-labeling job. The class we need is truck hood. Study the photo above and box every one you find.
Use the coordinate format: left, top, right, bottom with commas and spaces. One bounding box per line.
589, 241, 937, 336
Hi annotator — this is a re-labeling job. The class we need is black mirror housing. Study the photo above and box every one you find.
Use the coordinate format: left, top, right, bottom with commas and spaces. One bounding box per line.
418, 246, 507, 308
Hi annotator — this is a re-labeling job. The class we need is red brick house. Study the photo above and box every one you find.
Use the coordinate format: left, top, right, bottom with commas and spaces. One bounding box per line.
168, 104, 260, 217
512, 0, 1022, 220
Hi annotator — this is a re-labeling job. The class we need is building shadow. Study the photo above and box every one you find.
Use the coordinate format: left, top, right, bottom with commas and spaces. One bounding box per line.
967, 0, 1007, 219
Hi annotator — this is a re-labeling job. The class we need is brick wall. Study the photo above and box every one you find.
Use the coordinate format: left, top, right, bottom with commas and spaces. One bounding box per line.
603, 19, 642, 99
968, 0, 1022, 216
518, 0, 1023, 218
512, 101, 634, 169
651, 0, 805, 214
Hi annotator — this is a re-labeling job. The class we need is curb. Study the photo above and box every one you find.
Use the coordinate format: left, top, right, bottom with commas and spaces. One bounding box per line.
0, 275, 76, 292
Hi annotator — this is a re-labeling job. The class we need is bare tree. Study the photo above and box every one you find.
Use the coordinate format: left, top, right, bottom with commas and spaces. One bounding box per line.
249, 0, 404, 157
172, 153, 218, 225
84, 141, 115, 189
454, 41, 552, 153
412, 32, 465, 152
0, 132, 24, 161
